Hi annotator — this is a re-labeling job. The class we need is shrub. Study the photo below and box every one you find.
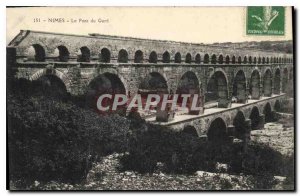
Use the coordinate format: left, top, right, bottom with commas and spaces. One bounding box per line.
8, 78, 130, 188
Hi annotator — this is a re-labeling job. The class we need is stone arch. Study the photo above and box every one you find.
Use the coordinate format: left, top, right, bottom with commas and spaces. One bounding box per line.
86, 72, 127, 113
138, 71, 169, 112
36, 74, 68, 98
207, 117, 229, 143
149, 51, 158, 63
195, 54, 201, 64
263, 69, 272, 97
55, 45, 70, 62
78, 46, 90, 62
250, 69, 261, 99
175, 52, 182, 63
249, 106, 260, 130
237, 56, 242, 64
204, 54, 210, 64
182, 125, 198, 137
282, 68, 288, 93
185, 53, 192, 63
218, 54, 224, 64
253, 57, 257, 64
263, 102, 273, 122
176, 71, 202, 114
243, 56, 247, 64
258, 57, 262, 64
232, 70, 247, 103
30, 68, 71, 93
138, 72, 169, 94
27, 44, 46, 62
248, 56, 252, 64
100, 48, 111, 63
232, 56, 236, 64
225, 55, 230, 64
206, 70, 229, 107
87, 69, 129, 96
118, 49, 128, 63
162, 51, 170, 63
233, 111, 247, 139
211, 54, 217, 64
134, 50, 144, 63
274, 68, 281, 94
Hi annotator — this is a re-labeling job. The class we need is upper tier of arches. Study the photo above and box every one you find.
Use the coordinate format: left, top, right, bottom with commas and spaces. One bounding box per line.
24, 43, 294, 65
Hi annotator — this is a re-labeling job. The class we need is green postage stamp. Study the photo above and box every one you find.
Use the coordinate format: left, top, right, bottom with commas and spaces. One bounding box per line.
246, 6, 285, 35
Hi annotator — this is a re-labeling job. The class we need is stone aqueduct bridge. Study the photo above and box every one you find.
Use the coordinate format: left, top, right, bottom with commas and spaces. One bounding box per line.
7, 30, 294, 140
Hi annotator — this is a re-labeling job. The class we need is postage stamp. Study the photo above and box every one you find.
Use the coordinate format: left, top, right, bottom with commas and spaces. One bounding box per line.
246, 6, 285, 35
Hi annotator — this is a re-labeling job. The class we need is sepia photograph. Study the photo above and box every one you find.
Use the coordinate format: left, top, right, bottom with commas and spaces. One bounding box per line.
6, 6, 295, 191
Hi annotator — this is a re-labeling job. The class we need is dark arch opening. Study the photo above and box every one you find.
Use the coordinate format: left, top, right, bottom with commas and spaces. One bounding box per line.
138, 72, 168, 113
206, 71, 228, 107
86, 72, 126, 114
176, 71, 201, 114
225, 55, 230, 64
207, 118, 228, 143
253, 57, 257, 64
237, 56, 242, 64
274, 69, 281, 94
118, 49, 128, 63
204, 54, 210, 64
258, 57, 262, 64
218, 55, 223, 64
263, 69, 272, 97
134, 50, 143, 63
282, 68, 288, 93
232, 70, 247, 103
78, 46, 90, 62
250, 70, 260, 99
163, 51, 170, 63
57, 45, 69, 62
32, 44, 46, 62
232, 56, 236, 64
175, 52, 181, 63
139, 72, 168, 94
243, 56, 247, 64
185, 53, 192, 63
263, 103, 273, 123
248, 56, 252, 64
233, 111, 247, 139
266, 57, 269, 64
250, 107, 260, 130
195, 54, 201, 64
100, 48, 111, 63
182, 126, 198, 137
149, 51, 158, 63
262, 57, 266, 64
211, 54, 217, 64
37, 74, 67, 98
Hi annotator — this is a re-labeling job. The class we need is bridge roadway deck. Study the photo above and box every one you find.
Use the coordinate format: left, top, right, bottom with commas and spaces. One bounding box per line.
146, 94, 285, 126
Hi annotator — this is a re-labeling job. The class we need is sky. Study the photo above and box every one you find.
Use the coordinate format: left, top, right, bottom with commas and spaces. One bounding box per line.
6, 7, 293, 45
